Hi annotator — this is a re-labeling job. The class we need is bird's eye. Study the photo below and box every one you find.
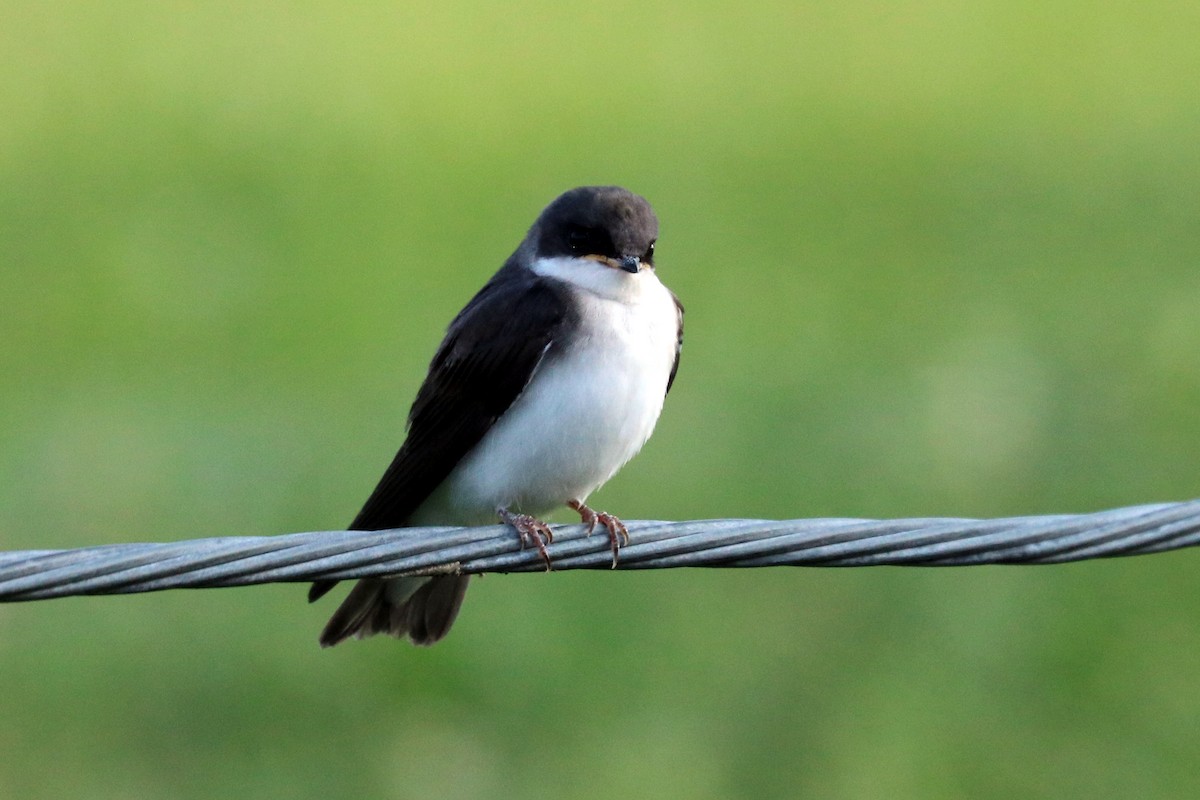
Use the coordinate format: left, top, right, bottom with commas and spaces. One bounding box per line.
567, 227, 590, 253
644, 240, 656, 261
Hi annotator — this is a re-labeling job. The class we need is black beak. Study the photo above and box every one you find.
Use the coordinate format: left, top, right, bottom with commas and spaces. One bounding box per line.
618, 256, 641, 274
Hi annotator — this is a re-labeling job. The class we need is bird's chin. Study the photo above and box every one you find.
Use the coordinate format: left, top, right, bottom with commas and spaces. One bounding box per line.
583, 254, 644, 274
529, 255, 648, 299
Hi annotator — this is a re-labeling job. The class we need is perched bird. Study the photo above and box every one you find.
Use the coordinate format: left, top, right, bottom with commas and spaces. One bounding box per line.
310, 186, 684, 646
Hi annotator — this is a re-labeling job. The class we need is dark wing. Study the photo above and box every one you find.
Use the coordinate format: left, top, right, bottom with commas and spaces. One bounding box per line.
665, 292, 684, 394
308, 266, 572, 602
353, 267, 573, 530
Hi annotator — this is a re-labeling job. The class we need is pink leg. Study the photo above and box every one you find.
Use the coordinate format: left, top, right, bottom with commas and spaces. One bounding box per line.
497, 508, 554, 571
568, 500, 630, 568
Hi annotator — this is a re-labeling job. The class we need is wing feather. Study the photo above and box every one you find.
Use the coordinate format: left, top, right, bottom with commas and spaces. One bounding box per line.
308, 266, 572, 604
352, 267, 573, 530
665, 292, 684, 395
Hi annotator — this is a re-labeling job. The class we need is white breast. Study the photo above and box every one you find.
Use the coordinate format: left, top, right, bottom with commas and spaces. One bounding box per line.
411, 258, 679, 524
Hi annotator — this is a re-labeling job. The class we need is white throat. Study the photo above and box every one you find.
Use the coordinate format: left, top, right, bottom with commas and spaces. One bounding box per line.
529, 255, 658, 304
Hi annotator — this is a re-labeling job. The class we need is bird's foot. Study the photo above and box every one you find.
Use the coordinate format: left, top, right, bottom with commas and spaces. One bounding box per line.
498, 508, 554, 571
568, 500, 629, 568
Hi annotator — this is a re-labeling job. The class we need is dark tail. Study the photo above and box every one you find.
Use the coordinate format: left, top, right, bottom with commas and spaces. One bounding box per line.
316, 575, 471, 647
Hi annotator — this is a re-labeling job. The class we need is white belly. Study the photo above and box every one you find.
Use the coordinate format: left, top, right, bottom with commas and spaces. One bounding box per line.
411, 272, 678, 524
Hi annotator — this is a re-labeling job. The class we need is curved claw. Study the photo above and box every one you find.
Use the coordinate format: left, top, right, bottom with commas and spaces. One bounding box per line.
498, 509, 554, 570
568, 500, 630, 568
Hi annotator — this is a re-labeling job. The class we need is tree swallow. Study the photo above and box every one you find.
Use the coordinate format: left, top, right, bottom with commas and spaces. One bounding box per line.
310, 186, 684, 646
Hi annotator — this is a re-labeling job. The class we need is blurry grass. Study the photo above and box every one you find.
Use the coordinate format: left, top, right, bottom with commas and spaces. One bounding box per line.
3, 2, 1200, 798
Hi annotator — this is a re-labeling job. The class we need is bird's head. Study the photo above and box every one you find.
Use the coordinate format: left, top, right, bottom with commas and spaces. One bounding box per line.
528, 186, 659, 281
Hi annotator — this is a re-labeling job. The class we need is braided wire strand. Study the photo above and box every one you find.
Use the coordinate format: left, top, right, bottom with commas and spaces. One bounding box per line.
1, 499, 1198, 601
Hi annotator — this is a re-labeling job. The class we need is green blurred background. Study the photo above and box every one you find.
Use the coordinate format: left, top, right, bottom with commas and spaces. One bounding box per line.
2, 2, 1199, 798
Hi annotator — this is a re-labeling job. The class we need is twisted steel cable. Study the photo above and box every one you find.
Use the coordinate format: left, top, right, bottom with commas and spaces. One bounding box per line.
1, 499, 1198, 602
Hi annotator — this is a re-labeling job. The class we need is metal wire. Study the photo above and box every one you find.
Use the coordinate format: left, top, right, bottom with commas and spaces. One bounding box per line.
2, 499, 1199, 601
